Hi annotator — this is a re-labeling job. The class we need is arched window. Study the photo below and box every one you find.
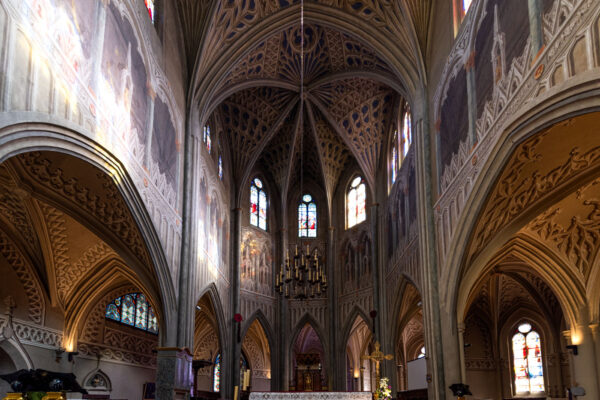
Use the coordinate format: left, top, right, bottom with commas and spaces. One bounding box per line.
144, 0, 155, 23
390, 130, 398, 185
512, 323, 544, 394
347, 176, 366, 228
298, 194, 317, 238
218, 155, 223, 180
250, 178, 267, 230
213, 354, 221, 392
212, 353, 249, 393
203, 125, 212, 154
401, 106, 412, 158
462, 0, 473, 15
418, 346, 426, 359
105, 293, 158, 334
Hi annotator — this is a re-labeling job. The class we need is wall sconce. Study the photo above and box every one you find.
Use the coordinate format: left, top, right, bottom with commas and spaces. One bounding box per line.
566, 344, 578, 355
54, 348, 65, 363
67, 351, 79, 362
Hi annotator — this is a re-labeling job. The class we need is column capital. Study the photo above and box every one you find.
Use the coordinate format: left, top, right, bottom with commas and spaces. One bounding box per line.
328, 226, 335, 231
457, 322, 466, 333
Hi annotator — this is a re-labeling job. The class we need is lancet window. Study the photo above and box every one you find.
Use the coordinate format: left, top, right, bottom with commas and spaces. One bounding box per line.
144, 0, 155, 23
512, 323, 544, 394
347, 176, 366, 228
203, 125, 212, 154
250, 178, 267, 230
105, 293, 158, 334
298, 194, 317, 238
401, 105, 412, 158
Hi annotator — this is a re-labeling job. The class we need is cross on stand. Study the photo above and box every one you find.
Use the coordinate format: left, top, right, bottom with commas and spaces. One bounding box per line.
361, 341, 393, 396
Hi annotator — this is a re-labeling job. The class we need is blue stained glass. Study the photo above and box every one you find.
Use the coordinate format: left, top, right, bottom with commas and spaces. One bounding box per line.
250, 178, 267, 230
148, 307, 158, 333
105, 303, 120, 321
213, 354, 221, 392
259, 188, 267, 230
299, 203, 307, 235
204, 126, 211, 153
105, 293, 157, 334
308, 202, 317, 237
250, 185, 259, 227
135, 294, 148, 330
121, 295, 135, 326
218, 156, 223, 180
402, 111, 411, 157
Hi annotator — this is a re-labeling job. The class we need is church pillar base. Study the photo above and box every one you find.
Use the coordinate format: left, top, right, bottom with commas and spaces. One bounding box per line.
156, 348, 193, 400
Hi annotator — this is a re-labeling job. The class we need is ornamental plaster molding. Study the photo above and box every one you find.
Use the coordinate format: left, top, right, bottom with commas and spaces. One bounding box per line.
2, 0, 182, 276
0, 231, 44, 324
435, 0, 600, 267
0, 315, 62, 349
78, 341, 157, 368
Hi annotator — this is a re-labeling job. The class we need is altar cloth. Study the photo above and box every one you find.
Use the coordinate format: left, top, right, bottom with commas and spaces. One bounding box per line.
249, 392, 372, 400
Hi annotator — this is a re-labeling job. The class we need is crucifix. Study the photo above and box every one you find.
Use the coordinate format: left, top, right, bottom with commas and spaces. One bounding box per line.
361, 341, 393, 394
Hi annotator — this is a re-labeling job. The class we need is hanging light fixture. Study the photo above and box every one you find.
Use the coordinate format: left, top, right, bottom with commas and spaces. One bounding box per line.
275, 0, 327, 300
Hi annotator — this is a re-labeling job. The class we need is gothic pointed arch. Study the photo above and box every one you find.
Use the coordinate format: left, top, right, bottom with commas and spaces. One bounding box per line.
0, 127, 177, 343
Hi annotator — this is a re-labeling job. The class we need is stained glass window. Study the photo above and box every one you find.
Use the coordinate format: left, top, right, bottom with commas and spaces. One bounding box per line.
418, 346, 426, 359
105, 292, 158, 334
299, 194, 317, 237
250, 178, 267, 230
463, 0, 473, 14
347, 176, 366, 228
401, 107, 412, 158
144, 0, 155, 23
213, 354, 221, 392
512, 323, 544, 394
203, 125, 211, 154
391, 133, 398, 185
218, 155, 223, 180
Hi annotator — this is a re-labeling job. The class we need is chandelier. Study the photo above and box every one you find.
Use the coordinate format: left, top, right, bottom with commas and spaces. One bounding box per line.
274, 0, 328, 300
276, 245, 327, 299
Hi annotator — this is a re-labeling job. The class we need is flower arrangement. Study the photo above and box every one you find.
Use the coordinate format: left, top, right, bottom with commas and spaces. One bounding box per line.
375, 377, 392, 400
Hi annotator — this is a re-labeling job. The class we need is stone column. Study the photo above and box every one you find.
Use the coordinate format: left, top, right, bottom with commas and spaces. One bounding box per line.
465, 51, 478, 146
144, 84, 157, 168
370, 204, 381, 344
590, 324, 600, 391
277, 227, 289, 391
457, 322, 466, 381
528, 0, 544, 57
566, 324, 600, 398
156, 348, 193, 400
414, 109, 449, 399
228, 207, 243, 399
327, 226, 340, 390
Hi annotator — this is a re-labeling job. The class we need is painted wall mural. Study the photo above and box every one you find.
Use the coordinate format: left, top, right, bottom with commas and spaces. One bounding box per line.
197, 176, 229, 283
240, 228, 273, 296
1, 0, 184, 277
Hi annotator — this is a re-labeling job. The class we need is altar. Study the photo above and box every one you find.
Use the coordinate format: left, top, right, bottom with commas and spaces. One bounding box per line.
249, 392, 372, 400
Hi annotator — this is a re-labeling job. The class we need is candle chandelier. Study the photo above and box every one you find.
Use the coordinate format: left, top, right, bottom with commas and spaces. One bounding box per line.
274, 0, 328, 300
276, 244, 328, 299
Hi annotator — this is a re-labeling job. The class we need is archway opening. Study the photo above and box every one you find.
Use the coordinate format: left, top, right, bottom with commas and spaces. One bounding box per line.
241, 319, 272, 391
345, 316, 372, 391
394, 282, 426, 393
193, 293, 221, 395
463, 265, 570, 399
0, 150, 164, 400
292, 323, 326, 391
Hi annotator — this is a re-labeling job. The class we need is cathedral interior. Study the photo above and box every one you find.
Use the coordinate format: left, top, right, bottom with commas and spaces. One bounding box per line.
1, 0, 600, 399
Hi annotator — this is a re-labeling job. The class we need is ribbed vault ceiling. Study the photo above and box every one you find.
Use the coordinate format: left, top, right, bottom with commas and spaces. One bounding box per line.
175, 1, 429, 206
